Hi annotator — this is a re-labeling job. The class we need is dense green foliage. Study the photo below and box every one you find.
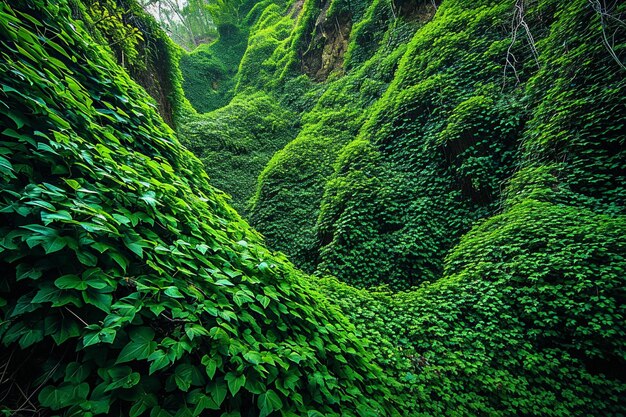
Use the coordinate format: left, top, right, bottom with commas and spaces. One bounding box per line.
188, 0, 625, 290
173, 0, 625, 413
320, 198, 626, 415
315, 0, 525, 289
73, 0, 193, 127
180, 24, 247, 113
1, 0, 625, 414
230, 1, 431, 285
180, 91, 297, 212
0, 1, 395, 416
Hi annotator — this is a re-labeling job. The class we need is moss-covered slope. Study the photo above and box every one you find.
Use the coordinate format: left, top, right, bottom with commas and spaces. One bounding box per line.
319, 197, 626, 415
0, 1, 394, 416
315, 0, 625, 289
180, 24, 248, 114
179, 91, 297, 214
198, 0, 625, 290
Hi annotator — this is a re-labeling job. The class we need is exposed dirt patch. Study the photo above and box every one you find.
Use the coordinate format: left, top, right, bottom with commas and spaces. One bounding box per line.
129, 43, 175, 127
394, 0, 439, 22
301, 2, 352, 81
288, 0, 306, 18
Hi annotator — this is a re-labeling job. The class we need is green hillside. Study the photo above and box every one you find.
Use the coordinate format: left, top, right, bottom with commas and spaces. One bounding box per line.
1, 0, 625, 415
207, 0, 626, 289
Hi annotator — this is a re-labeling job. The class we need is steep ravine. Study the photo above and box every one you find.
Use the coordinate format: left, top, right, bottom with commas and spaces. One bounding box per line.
178, 0, 625, 290
1, 0, 625, 415
176, 0, 626, 413
0, 1, 393, 415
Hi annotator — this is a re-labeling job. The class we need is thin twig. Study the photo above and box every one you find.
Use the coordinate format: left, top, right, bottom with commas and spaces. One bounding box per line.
64, 307, 89, 327
503, 0, 540, 88
0, 349, 13, 384
389, 0, 397, 20
16, 360, 63, 412
15, 383, 38, 413
504, 2, 521, 86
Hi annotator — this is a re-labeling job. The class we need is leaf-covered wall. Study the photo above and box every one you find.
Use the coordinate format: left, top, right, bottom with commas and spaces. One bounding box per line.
171, 0, 626, 412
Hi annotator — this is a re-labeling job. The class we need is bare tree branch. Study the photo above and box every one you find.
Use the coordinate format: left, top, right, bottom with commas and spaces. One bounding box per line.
503, 0, 540, 88
588, 0, 626, 70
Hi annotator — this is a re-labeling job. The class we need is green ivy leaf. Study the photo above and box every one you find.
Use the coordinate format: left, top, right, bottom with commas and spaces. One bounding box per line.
150, 406, 174, 417
258, 389, 282, 417
129, 393, 157, 417
49, 316, 80, 345
16, 264, 42, 281
83, 331, 101, 348
109, 251, 129, 272
82, 289, 112, 313
130, 327, 156, 343
0, 155, 14, 175
123, 238, 145, 258
117, 337, 156, 363
213, 279, 233, 287
106, 370, 140, 391
41, 210, 72, 225
185, 324, 209, 341
283, 372, 300, 391
174, 363, 194, 392
19, 326, 43, 348
201, 355, 219, 380
207, 379, 227, 409
192, 394, 219, 414
148, 350, 170, 374
32, 285, 63, 303
164, 286, 184, 298
55, 274, 87, 290
38, 383, 84, 410
225, 372, 245, 396
65, 362, 91, 384
255, 294, 270, 309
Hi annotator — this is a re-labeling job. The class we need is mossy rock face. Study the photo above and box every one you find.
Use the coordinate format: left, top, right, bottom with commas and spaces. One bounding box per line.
0, 1, 395, 416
